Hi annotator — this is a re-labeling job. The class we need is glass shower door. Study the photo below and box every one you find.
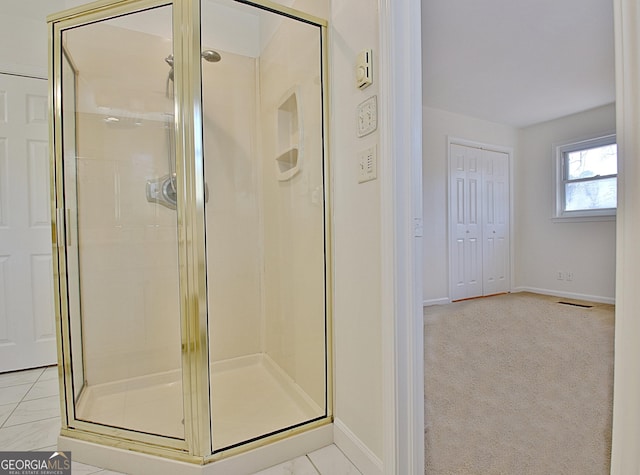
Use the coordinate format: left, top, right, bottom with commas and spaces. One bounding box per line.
200, 0, 329, 452
59, 3, 185, 440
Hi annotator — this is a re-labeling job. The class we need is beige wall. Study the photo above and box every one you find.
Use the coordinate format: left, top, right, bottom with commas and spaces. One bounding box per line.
330, 0, 384, 460
75, 113, 182, 385
202, 49, 262, 363
67, 22, 182, 385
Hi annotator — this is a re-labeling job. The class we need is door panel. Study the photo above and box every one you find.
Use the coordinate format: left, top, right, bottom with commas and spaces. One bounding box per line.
455, 178, 464, 224
466, 237, 480, 287
0, 73, 54, 372
454, 239, 465, 288
31, 255, 55, 342
28, 141, 50, 227
0, 257, 9, 342
0, 138, 7, 225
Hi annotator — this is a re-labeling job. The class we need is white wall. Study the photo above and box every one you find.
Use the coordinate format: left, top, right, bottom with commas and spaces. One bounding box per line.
422, 106, 518, 304
330, 0, 384, 464
611, 0, 640, 470
0, 1, 63, 77
422, 104, 617, 305
515, 104, 616, 303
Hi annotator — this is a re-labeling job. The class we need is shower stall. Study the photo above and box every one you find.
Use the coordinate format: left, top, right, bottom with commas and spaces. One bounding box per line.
48, 0, 330, 470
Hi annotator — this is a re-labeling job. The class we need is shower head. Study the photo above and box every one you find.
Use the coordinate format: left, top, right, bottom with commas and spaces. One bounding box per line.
164, 50, 221, 68
201, 50, 222, 62
165, 50, 221, 96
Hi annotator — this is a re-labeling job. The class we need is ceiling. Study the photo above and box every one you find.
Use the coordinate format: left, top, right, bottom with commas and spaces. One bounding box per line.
7, 0, 67, 20
8, 0, 615, 129
421, 0, 616, 128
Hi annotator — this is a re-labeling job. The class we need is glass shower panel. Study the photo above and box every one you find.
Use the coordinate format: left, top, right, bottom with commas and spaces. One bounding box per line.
201, 0, 327, 451
60, 5, 185, 439
61, 48, 84, 401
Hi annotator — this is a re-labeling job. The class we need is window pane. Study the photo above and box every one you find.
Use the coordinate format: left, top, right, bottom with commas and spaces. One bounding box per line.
565, 177, 617, 211
566, 144, 617, 180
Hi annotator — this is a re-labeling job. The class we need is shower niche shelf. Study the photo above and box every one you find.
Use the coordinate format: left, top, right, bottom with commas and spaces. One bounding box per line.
276, 86, 302, 181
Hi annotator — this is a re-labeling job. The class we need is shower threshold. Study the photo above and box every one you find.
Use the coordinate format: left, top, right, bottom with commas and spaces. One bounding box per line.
75, 353, 322, 448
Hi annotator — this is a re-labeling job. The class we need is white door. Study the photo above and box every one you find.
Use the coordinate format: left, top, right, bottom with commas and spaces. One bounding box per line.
449, 142, 510, 301
482, 150, 510, 295
450, 143, 483, 301
0, 73, 56, 372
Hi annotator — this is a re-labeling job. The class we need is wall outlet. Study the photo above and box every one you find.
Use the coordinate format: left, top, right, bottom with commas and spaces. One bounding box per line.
357, 95, 377, 137
566, 272, 573, 282
557, 271, 564, 280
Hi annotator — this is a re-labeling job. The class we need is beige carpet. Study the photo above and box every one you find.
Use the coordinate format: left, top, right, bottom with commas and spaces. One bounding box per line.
424, 292, 614, 474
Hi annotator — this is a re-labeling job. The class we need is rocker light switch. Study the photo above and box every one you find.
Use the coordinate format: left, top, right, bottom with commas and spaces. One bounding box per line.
358, 145, 377, 183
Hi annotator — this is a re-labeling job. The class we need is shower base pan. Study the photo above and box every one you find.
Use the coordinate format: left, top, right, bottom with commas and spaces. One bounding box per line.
75, 353, 323, 449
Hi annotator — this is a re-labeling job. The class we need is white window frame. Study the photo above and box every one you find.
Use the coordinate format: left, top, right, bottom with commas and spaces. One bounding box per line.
554, 133, 617, 221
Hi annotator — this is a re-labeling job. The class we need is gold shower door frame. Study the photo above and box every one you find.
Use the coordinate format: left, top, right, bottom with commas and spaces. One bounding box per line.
48, 0, 332, 463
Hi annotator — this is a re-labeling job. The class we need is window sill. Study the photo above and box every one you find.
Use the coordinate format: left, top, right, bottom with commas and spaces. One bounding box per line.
552, 214, 616, 223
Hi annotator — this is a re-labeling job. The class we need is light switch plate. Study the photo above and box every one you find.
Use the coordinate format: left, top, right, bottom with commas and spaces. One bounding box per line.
358, 145, 377, 183
357, 95, 377, 138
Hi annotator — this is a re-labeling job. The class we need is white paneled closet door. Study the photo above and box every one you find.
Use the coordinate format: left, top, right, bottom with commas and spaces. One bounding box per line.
0, 73, 56, 372
450, 143, 483, 300
482, 149, 510, 296
449, 142, 510, 301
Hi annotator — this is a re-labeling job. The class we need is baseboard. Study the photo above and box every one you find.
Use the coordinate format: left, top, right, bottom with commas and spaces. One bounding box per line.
423, 297, 451, 307
512, 287, 615, 305
333, 418, 383, 475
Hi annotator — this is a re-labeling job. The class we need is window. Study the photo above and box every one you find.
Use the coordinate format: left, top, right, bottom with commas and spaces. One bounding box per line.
555, 134, 617, 219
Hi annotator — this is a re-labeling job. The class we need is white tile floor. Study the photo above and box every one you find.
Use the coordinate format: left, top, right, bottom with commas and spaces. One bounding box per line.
0, 366, 360, 475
